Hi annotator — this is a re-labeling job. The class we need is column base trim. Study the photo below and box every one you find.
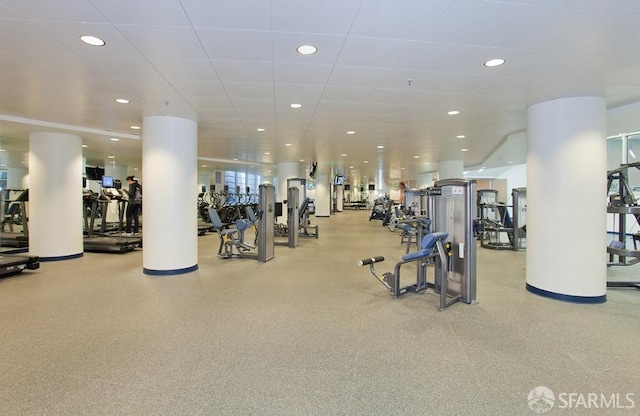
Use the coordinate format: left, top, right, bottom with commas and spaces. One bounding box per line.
40, 253, 83, 262
143, 264, 198, 276
526, 283, 606, 304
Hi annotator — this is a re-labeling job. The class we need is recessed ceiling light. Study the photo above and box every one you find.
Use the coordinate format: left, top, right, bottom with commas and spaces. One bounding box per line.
296, 44, 318, 55
290, 103, 303, 109
377, 145, 384, 149
82, 145, 88, 148
110, 138, 119, 142
299, 159, 305, 162
108, 155, 115, 159
461, 148, 468, 152
133, 167, 139, 170
349, 166, 354, 169
364, 160, 368, 163
80, 35, 105, 46
484, 58, 505, 67
201, 164, 207, 167
341, 153, 347, 157
456, 135, 465, 139
413, 155, 419, 159
115, 98, 130, 104
448, 110, 460, 115
285, 143, 292, 147
401, 167, 405, 170
257, 128, 265, 132
424, 162, 429, 165
233, 158, 238, 161
250, 165, 255, 168
507, 161, 513, 164
131, 125, 140, 130
346, 131, 355, 135
264, 152, 271, 155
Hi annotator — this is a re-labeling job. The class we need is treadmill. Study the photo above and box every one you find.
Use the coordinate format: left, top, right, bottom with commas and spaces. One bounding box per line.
0, 189, 29, 248
0, 252, 39, 278
83, 182, 142, 253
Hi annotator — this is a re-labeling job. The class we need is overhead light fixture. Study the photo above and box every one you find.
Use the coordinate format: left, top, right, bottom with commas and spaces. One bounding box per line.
131, 125, 141, 130
115, 98, 130, 104
201, 164, 207, 167
250, 165, 255, 168
364, 160, 368, 163
285, 143, 292, 147
108, 155, 115, 159
80, 35, 105, 47
461, 148, 468, 152
413, 155, 419, 159
264, 152, 271, 155
448, 110, 460, 115
341, 153, 347, 157
456, 135, 465, 139
82, 144, 88, 148
296, 44, 318, 55
233, 158, 238, 161
401, 167, 405, 170
257, 128, 266, 132
133, 167, 139, 170
299, 159, 305, 162
377, 145, 384, 149
346, 131, 355, 135
290, 103, 303, 109
110, 138, 119, 142
484, 58, 505, 67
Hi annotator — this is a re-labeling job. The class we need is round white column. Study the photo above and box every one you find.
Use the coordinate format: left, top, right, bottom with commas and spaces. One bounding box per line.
526, 96, 607, 303
437, 160, 463, 180
314, 173, 331, 217
29, 132, 83, 260
142, 116, 198, 275
277, 162, 300, 203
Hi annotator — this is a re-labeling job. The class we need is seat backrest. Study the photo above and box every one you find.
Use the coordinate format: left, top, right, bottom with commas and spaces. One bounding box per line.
209, 208, 224, 229
245, 205, 257, 223
299, 197, 310, 218
420, 231, 449, 251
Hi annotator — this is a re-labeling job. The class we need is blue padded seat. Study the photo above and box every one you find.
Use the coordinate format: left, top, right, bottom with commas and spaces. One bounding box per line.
402, 231, 448, 261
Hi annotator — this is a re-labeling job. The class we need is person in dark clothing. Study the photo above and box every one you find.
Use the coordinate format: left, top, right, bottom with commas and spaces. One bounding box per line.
125, 175, 142, 235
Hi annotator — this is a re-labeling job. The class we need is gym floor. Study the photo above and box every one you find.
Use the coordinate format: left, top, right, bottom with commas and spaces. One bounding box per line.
0, 210, 639, 415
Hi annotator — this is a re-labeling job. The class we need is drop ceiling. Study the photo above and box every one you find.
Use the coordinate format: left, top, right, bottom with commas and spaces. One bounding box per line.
2, 0, 640, 183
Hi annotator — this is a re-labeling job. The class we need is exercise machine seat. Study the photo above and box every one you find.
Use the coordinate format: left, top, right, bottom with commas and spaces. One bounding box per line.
209, 209, 237, 237
402, 231, 448, 262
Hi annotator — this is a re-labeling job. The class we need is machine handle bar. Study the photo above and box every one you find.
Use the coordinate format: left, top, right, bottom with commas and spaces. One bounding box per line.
357, 256, 385, 267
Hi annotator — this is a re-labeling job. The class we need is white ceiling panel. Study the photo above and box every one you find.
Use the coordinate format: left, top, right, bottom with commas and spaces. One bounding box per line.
116, 25, 207, 60
91, 0, 190, 26
326, 66, 389, 88
0, 0, 105, 22
350, 0, 454, 40
321, 86, 374, 102
152, 59, 218, 82
172, 80, 227, 97
212, 60, 273, 83
422, 0, 520, 46
196, 28, 273, 62
223, 82, 273, 99
274, 84, 324, 101
181, 0, 271, 30
494, 4, 610, 53
336, 37, 413, 68
495, 0, 640, 12
273, 62, 334, 86
0, 20, 76, 55
270, 0, 362, 35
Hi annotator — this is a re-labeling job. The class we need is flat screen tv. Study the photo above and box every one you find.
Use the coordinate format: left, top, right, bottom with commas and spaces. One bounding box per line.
368, 184, 375, 191
344, 184, 351, 191
86, 166, 105, 180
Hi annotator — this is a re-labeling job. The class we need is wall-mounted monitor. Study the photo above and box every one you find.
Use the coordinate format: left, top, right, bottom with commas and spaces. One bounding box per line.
86, 166, 105, 180
101, 175, 114, 188
114, 179, 122, 190
344, 184, 351, 191
368, 184, 375, 191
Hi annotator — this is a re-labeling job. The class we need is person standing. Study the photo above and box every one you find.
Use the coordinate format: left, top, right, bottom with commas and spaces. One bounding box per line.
125, 175, 142, 235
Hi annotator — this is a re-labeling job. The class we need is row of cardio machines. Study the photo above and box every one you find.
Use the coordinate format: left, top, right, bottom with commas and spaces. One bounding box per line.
359, 179, 479, 311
